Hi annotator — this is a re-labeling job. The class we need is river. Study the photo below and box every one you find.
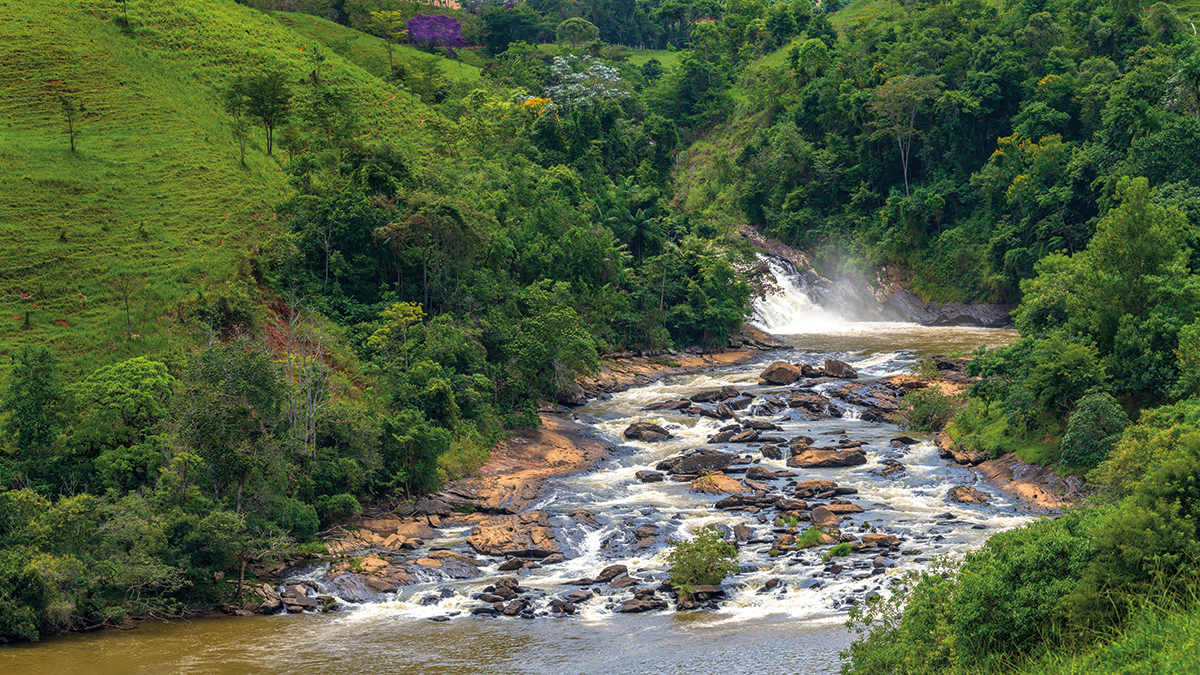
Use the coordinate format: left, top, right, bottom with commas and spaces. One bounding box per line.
1, 264, 1023, 675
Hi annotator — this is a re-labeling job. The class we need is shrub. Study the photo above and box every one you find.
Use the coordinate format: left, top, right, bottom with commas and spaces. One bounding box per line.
796, 527, 824, 548
1061, 392, 1130, 467
666, 525, 739, 599
822, 542, 853, 562
896, 387, 964, 432
316, 493, 361, 522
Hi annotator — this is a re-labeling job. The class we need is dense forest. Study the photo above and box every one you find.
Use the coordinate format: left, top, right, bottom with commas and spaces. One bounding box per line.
3, 0, 1200, 669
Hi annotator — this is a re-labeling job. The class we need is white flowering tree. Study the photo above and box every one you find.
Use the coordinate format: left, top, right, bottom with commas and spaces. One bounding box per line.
545, 55, 630, 112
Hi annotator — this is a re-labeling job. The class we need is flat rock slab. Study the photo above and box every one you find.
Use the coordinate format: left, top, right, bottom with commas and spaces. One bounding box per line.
467, 511, 561, 558
947, 486, 991, 505
690, 472, 753, 495
787, 448, 868, 468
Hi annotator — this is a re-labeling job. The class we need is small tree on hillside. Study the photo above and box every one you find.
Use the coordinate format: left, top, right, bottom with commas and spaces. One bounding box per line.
59, 94, 85, 152
224, 71, 292, 155
370, 10, 408, 75
107, 273, 147, 339
556, 17, 599, 45
407, 15, 466, 55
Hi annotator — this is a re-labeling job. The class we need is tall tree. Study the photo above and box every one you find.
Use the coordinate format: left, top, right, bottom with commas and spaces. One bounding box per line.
868, 75, 941, 196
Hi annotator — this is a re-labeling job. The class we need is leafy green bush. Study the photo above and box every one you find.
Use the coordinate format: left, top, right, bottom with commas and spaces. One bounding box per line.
1061, 392, 1130, 468
795, 527, 825, 548
666, 525, 738, 599
896, 387, 964, 432
316, 493, 361, 522
822, 542, 853, 562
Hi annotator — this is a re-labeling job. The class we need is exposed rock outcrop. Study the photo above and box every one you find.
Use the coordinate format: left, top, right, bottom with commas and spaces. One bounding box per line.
467, 511, 561, 558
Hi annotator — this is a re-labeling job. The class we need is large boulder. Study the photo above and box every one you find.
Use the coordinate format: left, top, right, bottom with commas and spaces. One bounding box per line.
744, 465, 776, 481
760, 361, 803, 385
690, 472, 753, 495
396, 521, 438, 539
792, 480, 839, 498
787, 448, 868, 468
787, 392, 832, 418
861, 534, 901, 548
658, 449, 735, 475
557, 382, 587, 406
811, 505, 842, 528
467, 511, 561, 558
594, 564, 628, 582
824, 359, 859, 379
948, 486, 991, 505
624, 421, 672, 442
690, 386, 741, 403
327, 573, 376, 604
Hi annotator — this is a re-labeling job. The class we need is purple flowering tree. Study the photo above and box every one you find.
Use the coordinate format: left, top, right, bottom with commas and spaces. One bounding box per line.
407, 15, 467, 55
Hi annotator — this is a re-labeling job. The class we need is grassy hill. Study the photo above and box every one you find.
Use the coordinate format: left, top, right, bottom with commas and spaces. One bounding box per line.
0, 0, 443, 377
271, 11, 485, 82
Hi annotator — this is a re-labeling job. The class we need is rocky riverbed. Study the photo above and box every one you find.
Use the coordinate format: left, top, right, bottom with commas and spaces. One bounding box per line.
243, 349, 1068, 624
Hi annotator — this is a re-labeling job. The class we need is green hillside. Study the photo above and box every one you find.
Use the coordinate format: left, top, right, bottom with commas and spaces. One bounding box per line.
272, 11, 485, 82
0, 0, 432, 375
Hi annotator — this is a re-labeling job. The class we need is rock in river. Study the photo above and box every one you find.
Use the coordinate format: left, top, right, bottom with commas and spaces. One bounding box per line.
624, 422, 672, 442
787, 448, 868, 468
824, 359, 858, 379
690, 472, 753, 495
947, 486, 991, 505
467, 511, 561, 558
759, 361, 803, 385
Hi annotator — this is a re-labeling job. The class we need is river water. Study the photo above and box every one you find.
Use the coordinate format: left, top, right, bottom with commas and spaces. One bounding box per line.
1, 264, 1022, 675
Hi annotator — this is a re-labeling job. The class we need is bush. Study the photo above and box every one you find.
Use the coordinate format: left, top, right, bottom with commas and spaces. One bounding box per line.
896, 387, 964, 432
666, 525, 738, 599
1061, 392, 1130, 467
822, 542, 853, 561
316, 493, 361, 522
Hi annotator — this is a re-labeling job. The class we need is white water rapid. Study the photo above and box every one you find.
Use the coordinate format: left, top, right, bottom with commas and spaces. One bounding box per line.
281, 257, 1026, 648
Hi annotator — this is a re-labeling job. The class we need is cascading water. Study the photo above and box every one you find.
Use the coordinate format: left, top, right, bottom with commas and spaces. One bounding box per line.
751, 258, 845, 334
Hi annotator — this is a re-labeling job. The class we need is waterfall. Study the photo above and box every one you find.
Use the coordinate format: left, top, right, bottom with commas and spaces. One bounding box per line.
751, 258, 848, 334
751, 256, 915, 335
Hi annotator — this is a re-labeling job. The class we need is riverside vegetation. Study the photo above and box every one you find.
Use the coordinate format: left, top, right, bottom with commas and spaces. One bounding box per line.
1, 0, 1200, 670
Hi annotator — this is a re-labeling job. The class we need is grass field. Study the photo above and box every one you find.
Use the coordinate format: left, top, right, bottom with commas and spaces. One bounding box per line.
627, 48, 681, 71
830, 0, 905, 29
271, 12, 484, 82
0, 0, 433, 377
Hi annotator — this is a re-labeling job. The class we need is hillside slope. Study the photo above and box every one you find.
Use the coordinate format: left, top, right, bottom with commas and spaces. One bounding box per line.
0, 0, 434, 375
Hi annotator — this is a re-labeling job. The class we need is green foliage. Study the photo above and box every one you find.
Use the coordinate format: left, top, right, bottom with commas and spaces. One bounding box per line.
1026, 335, 1108, 419
556, 18, 599, 46
1, 347, 65, 459
1061, 392, 1130, 468
795, 527, 824, 548
666, 525, 739, 598
896, 387, 963, 433
822, 542, 853, 561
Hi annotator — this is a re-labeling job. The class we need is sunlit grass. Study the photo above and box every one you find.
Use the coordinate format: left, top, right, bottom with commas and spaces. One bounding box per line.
0, 0, 433, 376
271, 11, 483, 82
